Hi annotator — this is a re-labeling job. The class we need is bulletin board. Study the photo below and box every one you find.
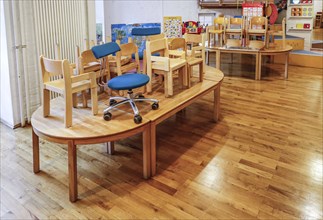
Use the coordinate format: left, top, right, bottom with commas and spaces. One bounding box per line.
242, 3, 264, 18
163, 16, 182, 38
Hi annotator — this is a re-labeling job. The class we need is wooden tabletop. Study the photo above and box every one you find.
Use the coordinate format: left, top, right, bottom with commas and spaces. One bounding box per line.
31, 65, 224, 144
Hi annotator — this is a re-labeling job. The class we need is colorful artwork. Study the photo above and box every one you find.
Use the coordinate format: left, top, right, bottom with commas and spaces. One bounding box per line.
111, 23, 161, 58
163, 16, 182, 38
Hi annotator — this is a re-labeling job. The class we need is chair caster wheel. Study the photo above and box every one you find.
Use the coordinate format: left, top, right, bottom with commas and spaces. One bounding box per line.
152, 102, 159, 110
134, 115, 142, 124
109, 99, 117, 106
103, 112, 112, 121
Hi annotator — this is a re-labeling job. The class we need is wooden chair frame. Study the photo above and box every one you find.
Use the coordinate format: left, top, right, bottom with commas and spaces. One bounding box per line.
146, 38, 188, 97
40, 56, 98, 128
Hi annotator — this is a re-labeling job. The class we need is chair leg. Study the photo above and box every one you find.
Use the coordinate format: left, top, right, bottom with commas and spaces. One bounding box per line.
178, 69, 183, 89
65, 92, 73, 128
146, 68, 152, 94
164, 72, 172, 97
199, 62, 204, 82
82, 91, 88, 108
184, 64, 189, 88
91, 86, 98, 115
43, 89, 50, 117
72, 93, 78, 108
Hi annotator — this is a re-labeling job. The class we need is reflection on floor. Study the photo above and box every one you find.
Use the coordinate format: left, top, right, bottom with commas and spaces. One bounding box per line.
312, 28, 323, 50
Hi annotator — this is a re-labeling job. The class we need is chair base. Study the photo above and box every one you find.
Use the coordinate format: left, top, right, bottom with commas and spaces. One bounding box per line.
103, 90, 159, 124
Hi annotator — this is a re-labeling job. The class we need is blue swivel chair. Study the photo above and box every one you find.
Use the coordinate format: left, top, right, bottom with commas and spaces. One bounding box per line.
91, 42, 159, 124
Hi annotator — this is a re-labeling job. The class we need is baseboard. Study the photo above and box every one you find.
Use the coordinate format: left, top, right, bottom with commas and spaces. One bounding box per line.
274, 50, 323, 69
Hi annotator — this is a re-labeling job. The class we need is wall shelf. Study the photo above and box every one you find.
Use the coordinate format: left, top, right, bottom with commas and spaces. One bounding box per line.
289, 3, 313, 6
288, 28, 312, 31
289, 16, 314, 19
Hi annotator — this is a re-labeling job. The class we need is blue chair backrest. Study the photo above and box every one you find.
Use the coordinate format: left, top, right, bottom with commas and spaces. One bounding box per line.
131, 27, 161, 36
91, 42, 121, 59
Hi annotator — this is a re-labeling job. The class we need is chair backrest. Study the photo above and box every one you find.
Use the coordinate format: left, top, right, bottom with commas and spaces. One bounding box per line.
147, 33, 165, 41
91, 42, 121, 59
249, 16, 268, 30
213, 17, 226, 29
168, 37, 186, 51
146, 38, 169, 56
115, 42, 140, 72
184, 33, 205, 45
80, 49, 99, 65
40, 55, 70, 84
228, 17, 244, 29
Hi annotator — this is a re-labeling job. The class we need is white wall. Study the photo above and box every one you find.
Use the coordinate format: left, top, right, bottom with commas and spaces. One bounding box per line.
313, 0, 322, 14
104, 0, 243, 37
0, 0, 15, 127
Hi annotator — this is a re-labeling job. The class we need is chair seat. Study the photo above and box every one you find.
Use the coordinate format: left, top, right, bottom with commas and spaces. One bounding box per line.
83, 61, 101, 72
44, 79, 91, 94
108, 73, 149, 90
109, 56, 131, 67
169, 58, 187, 70
248, 30, 266, 34
151, 58, 186, 71
187, 57, 203, 66
226, 29, 242, 33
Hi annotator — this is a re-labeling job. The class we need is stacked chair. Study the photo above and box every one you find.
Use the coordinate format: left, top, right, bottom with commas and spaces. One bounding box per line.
145, 37, 188, 97
207, 17, 226, 47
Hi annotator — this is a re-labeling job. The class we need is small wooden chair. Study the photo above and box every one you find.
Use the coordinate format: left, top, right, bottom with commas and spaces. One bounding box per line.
110, 42, 140, 76
224, 17, 244, 45
184, 33, 205, 83
207, 17, 226, 47
266, 17, 286, 48
40, 56, 98, 128
146, 38, 188, 97
246, 16, 268, 48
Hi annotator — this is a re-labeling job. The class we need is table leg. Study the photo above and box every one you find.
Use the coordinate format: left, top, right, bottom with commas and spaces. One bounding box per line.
68, 140, 77, 202
32, 128, 40, 173
150, 123, 157, 177
285, 53, 289, 79
256, 53, 261, 80
213, 85, 221, 122
216, 50, 220, 70
143, 126, 151, 179
107, 142, 115, 155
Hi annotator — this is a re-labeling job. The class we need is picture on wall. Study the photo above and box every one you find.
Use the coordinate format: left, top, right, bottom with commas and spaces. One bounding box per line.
111, 23, 161, 58
163, 16, 182, 38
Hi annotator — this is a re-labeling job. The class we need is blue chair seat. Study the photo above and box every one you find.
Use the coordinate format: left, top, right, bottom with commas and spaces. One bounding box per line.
108, 73, 149, 90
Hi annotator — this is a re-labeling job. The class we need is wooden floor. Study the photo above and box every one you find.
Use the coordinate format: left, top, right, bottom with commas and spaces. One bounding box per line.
1, 54, 322, 219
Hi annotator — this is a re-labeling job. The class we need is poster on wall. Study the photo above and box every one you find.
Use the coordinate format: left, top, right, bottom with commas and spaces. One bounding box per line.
163, 16, 182, 38
111, 23, 161, 58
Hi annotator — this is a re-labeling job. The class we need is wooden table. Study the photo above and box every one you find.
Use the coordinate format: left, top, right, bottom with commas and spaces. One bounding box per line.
31, 65, 224, 202
31, 99, 152, 202
216, 46, 260, 80
214, 45, 293, 80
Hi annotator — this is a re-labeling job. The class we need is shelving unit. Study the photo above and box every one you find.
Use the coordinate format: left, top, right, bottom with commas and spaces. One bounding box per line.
286, 0, 313, 50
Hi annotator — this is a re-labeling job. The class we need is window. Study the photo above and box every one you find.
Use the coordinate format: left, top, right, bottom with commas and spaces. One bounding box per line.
198, 13, 216, 26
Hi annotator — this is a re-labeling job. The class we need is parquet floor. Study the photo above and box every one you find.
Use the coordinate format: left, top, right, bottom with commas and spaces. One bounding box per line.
1, 54, 322, 219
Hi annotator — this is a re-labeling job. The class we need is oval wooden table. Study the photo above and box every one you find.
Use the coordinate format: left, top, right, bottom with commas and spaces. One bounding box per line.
31, 65, 224, 202
31, 100, 152, 202
208, 45, 293, 80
